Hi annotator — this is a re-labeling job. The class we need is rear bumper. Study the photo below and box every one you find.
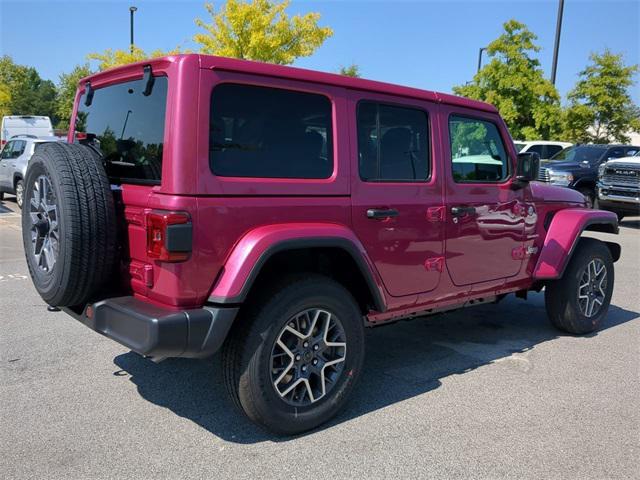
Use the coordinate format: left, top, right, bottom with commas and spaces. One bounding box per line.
63, 296, 239, 361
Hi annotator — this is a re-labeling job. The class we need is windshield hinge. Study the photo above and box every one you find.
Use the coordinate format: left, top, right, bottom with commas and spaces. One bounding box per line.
84, 81, 94, 106
142, 65, 155, 96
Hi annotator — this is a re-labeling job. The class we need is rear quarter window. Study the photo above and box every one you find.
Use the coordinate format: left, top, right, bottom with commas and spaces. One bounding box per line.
209, 83, 333, 179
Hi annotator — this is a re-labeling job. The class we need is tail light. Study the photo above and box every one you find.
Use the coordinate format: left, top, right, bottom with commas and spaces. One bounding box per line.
145, 210, 192, 262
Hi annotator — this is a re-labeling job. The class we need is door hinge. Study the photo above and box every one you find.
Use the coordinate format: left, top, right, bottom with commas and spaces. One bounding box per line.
424, 256, 444, 272
512, 245, 539, 260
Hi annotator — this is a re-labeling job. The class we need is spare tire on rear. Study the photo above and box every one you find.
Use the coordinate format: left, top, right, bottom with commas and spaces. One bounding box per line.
21, 143, 118, 307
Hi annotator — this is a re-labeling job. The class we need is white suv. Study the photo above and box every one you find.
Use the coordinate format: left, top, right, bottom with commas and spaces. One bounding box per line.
0, 136, 61, 208
514, 140, 572, 160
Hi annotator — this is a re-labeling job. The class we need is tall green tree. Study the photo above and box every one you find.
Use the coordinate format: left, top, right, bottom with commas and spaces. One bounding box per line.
0, 56, 57, 123
194, 0, 333, 65
87, 45, 183, 71
453, 20, 563, 140
339, 64, 361, 78
563, 50, 639, 144
0, 82, 11, 118
55, 63, 93, 129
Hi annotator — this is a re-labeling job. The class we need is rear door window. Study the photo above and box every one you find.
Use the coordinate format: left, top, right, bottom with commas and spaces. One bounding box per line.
545, 145, 563, 158
14, 140, 26, 156
76, 76, 168, 184
526, 144, 545, 157
210, 83, 333, 179
357, 101, 430, 182
449, 116, 509, 182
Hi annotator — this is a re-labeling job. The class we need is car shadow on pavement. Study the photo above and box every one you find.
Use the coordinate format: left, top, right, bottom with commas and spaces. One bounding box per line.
113, 293, 638, 444
0, 201, 15, 214
619, 219, 640, 230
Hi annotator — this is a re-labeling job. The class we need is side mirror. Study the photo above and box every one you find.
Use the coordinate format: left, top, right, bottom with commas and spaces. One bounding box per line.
515, 152, 540, 182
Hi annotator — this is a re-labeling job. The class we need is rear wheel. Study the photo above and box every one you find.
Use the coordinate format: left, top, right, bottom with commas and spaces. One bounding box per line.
21, 143, 118, 307
15, 179, 24, 209
545, 238, 614, 334
222, 275, 365, 435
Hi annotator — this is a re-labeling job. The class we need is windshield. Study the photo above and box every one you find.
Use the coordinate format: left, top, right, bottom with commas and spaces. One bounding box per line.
75, 76, 168, 184
514, 142, 526, 152
548, 145, 605, 164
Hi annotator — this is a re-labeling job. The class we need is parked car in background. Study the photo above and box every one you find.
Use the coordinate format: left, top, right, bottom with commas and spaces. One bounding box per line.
514, 140, 572, 160
597, 151, 640, 220
21, 54, 621, 435
0, 136, 61, 207
1, 116, 54, 146
537, 144, 640, 207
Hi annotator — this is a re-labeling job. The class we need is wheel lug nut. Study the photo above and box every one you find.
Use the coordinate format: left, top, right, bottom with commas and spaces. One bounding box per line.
301, 366, 307, 372
313, 345, 319, 351
295, 354, 301, 361
303, 341, 309, 348
312, 359, 318, 365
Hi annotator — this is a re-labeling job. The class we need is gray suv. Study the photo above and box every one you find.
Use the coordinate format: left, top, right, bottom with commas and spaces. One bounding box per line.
0, 136, 61, 208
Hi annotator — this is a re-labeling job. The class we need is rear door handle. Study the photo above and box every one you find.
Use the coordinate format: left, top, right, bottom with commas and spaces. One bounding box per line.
367, 208, 399, 219
451, 206, 476, 217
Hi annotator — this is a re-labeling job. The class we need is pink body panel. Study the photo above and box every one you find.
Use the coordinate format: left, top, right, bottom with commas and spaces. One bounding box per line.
69, 54, 618, 321
533, 208, 618, 280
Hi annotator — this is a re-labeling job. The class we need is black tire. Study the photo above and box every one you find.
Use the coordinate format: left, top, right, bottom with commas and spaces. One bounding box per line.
21, 143, 117, 307
578, 187, 596, 209
0, 191, 4, 200
545, 238, 614, 334
15, 179, 24, 209
222, 274, 365, 435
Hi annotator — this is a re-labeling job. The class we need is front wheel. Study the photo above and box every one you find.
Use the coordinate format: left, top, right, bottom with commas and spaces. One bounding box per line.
578, 187, 596, 209
15, 179, 24, 208
222, 275, 365, 435
545, 238, 614, 334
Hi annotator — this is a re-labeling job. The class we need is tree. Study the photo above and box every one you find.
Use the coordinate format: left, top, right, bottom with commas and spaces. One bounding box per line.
55, 64, 93, 129
194, 0, 333, 65
339, 64, 361, 78
87, 45, 184, 71
0, 56, 57, 123
0, 82, 11, 118
563, 50, 640, 144
453, 20, 563, 140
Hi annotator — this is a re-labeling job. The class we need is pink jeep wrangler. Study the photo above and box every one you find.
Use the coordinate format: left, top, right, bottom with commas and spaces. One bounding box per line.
22, 55, 620, 434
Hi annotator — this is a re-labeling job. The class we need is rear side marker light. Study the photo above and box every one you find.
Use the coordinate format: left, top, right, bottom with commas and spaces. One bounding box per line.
145, 210, 192, 262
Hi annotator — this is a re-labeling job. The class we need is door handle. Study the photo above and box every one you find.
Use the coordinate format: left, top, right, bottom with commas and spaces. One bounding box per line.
451, 206, 476, 217
366, 208, 399, 219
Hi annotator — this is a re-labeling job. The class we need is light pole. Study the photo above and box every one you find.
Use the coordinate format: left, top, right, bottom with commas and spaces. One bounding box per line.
477, 47, 487, 74
551, 0, 565, 85
129, 6, 137, 54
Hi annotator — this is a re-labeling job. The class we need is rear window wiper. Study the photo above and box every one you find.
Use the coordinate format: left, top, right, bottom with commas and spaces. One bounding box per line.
84, 81, 94, 106
142, 65, 155, 96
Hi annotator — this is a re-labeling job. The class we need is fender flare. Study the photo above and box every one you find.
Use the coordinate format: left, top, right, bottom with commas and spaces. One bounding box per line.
533, 208, 620, 280
207, 223, 387, 312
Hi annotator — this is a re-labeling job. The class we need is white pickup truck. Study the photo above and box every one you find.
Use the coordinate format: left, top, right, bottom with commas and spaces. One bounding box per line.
598, 152, 640, 220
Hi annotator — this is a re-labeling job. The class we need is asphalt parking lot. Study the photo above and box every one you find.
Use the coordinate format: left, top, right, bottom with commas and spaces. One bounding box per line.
1, 196, 638, 479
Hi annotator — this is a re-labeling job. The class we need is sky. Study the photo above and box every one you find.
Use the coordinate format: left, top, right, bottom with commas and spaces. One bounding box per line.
1, 0, 638, 104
